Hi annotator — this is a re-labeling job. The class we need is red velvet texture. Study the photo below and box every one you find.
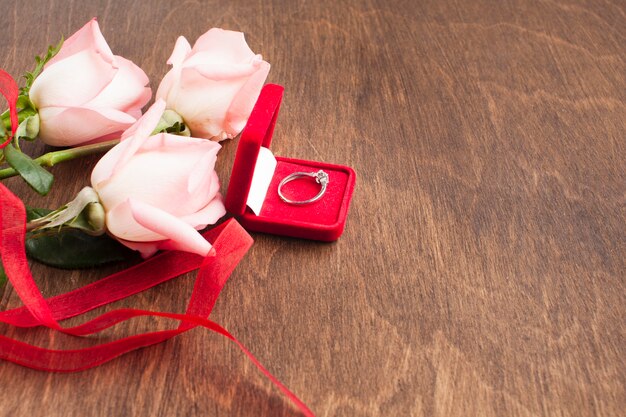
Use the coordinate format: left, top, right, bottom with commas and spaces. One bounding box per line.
225, 84, 283, 215
0, 69, 19, 147
0, 183, 313, 416
225, 84, 356, 241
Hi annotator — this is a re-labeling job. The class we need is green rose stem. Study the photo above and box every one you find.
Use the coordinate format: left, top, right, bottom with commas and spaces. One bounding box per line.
1, 107, 33, 130
1, 108, 35, 164
1, 109, 13, 130
0, 139, 120, 180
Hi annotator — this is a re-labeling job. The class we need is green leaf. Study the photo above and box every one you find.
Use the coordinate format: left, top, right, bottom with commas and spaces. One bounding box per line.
16, 114, 40, 141
16, 95, 33, 109
0, 99, 37, 134
1, 109, 11, 131
26, 206, 53, 221
3, 144, 53, 195
25, 207, 138, 269
15, 95, 37, 117
20, 37, 64, 97
26, 229, 138, 269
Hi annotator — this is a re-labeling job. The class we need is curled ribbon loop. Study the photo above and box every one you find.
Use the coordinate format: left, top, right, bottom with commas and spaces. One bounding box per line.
0, 69, 19, 148
0, 183, 314, 416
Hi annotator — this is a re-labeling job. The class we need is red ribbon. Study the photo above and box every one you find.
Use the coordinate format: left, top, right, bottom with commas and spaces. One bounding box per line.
0, 69, 19, 148
0, 183, 314, 416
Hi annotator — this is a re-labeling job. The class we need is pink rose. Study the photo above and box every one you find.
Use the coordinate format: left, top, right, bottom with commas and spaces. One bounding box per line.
29, 19, 151, 147
91, 100, 226, 258
156, 28, 270, 141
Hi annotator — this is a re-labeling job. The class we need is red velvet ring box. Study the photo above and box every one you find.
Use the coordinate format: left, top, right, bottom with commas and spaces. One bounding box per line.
224, 84, 356, 241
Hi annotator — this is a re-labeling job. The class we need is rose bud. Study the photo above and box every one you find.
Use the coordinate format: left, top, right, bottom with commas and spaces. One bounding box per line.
29, 18, 151, 147
156, 28, 270, 141
91, 100, 226, 258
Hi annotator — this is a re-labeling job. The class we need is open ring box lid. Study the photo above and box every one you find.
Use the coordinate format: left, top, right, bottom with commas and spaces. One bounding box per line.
224, 84, 356, 241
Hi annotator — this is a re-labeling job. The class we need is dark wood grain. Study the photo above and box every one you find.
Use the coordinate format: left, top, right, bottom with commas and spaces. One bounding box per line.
0, 0, 624, 416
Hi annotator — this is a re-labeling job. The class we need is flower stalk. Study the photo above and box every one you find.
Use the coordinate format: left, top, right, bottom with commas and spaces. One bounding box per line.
0, 139, 120, 179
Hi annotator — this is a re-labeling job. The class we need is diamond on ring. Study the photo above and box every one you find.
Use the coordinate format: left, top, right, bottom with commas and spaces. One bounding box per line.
278, 170, 330, 205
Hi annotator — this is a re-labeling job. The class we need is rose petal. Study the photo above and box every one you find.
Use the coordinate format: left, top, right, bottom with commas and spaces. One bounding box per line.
225, 58, 270, 135
45, 19, 114, 68
102, 185, 224, 258
120, 99, 166, 141
167, 36, 192, 66
191, 28, 255, 62
126, 106, 143, 120
136, 131, 221, 154
186, 55, 262, 81
187, 151, 219, 195
179, 189, 226, 229
30, 48, 117, 108
111, 131, 155, 179
155, 37, 190, 105
104, 199, 158, 241
128, 199, 213, 256
155, 68, 181, 106
85, 56, 151, 111
91, 136, 133, 189
91, 99, 165, 188
166, 67, 245, 138
37, 106, 136, 147
96, 134, 220, 214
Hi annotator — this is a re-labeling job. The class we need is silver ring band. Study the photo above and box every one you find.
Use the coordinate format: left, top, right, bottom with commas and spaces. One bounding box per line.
278, 170, 329, 205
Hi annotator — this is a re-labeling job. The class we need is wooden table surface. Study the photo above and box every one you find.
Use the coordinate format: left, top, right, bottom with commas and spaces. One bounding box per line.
0, 1, 624, 416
